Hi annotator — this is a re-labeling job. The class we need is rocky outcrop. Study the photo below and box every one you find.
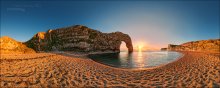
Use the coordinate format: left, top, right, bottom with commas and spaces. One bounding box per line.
0, 36, 36, 54
25, 25, 133, 52
160, 48, 167, 51
166, 39, 220, 52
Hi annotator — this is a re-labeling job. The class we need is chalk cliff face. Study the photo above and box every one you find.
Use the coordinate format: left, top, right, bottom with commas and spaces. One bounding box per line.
0, 36, 35, 54
166, 39, 220, 52
25, 25, 133, 52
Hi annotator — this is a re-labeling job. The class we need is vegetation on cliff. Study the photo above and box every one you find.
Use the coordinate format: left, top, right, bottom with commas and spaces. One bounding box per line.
162, 39, 220, 53
25, 25, 133, 52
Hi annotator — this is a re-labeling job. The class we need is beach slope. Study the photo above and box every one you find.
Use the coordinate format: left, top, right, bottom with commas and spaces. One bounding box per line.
0, 51, 219, 87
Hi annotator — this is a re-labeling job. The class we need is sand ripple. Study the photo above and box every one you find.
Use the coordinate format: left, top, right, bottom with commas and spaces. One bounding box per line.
0, 52, 220, 87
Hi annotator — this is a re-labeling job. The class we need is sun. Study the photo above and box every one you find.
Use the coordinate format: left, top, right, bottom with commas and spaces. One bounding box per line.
136, 41, 147, 52
138, 45, 143, 52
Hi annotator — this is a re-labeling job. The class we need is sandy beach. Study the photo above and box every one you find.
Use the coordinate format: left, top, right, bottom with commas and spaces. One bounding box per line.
0, 51, 220, 87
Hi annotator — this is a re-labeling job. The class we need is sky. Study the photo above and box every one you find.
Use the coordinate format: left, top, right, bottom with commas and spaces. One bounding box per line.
1, 0, 219, 50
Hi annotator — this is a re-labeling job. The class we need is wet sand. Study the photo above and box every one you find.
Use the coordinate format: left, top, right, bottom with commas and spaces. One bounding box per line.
0, 51, 220, 87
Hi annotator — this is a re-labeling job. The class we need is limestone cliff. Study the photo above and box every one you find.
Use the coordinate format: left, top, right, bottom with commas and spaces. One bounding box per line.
166, 39, 220, 52
0, 36, 36, 54
25, 25, 133, 52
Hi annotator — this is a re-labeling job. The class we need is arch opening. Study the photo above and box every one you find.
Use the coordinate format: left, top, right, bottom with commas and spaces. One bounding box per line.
120, 41, 127, 52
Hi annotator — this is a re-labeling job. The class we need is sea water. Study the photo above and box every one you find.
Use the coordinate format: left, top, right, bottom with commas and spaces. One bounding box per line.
89, 51, 182, 69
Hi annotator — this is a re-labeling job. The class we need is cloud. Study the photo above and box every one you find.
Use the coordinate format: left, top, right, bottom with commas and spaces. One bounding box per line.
7, 8, 26, 12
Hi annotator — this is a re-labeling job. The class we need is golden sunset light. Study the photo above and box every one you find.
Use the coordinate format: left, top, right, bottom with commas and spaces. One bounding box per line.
134, 41, 148, 52
138, 45, 143, 52
1, 0, 219, 87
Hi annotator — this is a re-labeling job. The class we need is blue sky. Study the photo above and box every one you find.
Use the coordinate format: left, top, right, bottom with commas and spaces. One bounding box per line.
1, 0, 219, 49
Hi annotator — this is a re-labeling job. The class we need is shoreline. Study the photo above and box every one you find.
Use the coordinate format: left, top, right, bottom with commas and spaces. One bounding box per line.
87, 51, 184, 71
1, 51, 220, 87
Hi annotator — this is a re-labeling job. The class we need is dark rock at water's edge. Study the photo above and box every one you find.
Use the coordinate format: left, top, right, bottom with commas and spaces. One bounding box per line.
160, 48, 167, 51
25, 25, 133, 53
163, 39, 220, 53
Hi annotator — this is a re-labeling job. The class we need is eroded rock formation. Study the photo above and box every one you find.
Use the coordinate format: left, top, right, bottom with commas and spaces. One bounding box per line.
25, 25, 133, 52
165, 39, 220, 52
160, 48, 167, 51
0, 36, 36, 54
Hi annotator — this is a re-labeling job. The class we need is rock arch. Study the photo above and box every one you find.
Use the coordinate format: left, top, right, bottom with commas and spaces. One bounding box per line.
26, 25, 133, 53
120, 37, 133, 52
112, 32, 133, 52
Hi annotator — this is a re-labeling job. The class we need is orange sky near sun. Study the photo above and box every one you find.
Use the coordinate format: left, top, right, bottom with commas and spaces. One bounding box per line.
120, 41, 160, 51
